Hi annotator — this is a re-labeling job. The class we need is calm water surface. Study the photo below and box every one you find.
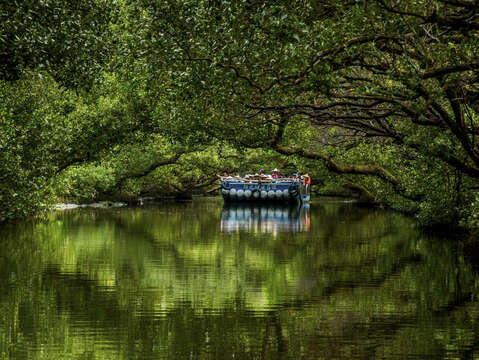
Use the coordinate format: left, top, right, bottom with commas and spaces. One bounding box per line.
1, 198, 478, 359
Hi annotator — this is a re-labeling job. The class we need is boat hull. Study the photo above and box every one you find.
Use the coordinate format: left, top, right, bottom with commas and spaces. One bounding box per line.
221, 179, 309, 204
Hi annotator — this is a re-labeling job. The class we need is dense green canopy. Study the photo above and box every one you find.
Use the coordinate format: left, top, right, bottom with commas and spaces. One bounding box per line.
1, 0, 479, 226
0, 0, 116, 86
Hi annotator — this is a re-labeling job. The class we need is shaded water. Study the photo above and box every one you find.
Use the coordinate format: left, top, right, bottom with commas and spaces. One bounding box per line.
0, 198, 478, 359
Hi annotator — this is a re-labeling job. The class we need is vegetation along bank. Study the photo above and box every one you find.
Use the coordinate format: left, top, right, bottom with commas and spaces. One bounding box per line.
1, 0, 479, 228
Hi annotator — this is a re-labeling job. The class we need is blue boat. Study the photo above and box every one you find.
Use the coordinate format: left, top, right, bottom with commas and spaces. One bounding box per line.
220, 178, 310, 204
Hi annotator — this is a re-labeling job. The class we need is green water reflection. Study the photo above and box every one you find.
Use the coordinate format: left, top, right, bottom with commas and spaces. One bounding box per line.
0, 198, 479, 359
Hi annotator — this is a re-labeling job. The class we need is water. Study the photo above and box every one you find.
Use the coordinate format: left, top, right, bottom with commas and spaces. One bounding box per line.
0, 198, 478, 359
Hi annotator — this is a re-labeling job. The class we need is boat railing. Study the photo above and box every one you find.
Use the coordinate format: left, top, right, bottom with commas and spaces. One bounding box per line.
221, 178, 300, 184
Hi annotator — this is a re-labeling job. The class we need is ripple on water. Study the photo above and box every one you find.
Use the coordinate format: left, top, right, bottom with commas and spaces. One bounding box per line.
0, 199, 477, 359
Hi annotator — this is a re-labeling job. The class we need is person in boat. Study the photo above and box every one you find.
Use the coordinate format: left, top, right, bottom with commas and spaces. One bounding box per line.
258, 169, 269, 180
272, 168, 281, 180
217, 173, 231, 179
304, 173, 311, 192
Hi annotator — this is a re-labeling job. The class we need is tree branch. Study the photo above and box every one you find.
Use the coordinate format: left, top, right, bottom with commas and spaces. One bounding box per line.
423, 62, 479, 79
116, 151, 187, 188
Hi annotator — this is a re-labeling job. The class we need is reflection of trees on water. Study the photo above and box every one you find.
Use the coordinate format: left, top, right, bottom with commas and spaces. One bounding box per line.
1, 201, 479, 358
220, 203, 310, 234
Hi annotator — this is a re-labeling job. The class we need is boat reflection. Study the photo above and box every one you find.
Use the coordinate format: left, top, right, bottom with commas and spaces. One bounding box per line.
220, 203, 310, 234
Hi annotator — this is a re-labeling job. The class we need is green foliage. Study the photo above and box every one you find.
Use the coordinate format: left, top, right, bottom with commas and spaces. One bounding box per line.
55, 164, 116, 203
123, 0, 479, 227
0, 70, 159, 220
0, 0, 116, 87
1, 0, 479, 229
0, 74, 72, 221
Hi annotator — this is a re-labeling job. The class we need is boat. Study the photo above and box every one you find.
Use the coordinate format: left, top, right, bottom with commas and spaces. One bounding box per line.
220, 177, 310, 204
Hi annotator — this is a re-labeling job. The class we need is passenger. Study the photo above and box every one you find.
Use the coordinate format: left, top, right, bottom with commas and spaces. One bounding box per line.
253, 173, 261, 183
272, 168, 281, 180
304, 173, 311, 192
217, 172, 231, 179
259, 169, 271, 180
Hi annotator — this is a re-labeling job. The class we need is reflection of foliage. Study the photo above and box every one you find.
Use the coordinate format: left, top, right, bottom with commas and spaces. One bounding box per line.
1, 200, 479, 358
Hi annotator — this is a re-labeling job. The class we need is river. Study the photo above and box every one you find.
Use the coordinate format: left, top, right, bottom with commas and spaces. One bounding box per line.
0, 198, 478, 359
